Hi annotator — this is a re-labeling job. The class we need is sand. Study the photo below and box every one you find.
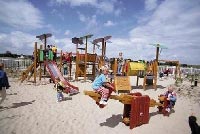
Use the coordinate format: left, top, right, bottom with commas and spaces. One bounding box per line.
0, 76, 200, 134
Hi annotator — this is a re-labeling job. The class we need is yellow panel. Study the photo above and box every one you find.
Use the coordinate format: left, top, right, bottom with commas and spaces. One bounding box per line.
129, 62, 145, 70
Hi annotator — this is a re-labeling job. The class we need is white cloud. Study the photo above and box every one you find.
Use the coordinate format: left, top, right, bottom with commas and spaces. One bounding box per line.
78, 13, 99, 34
145, 0, 158, 11
0, 31, 35, 55
0, 31, 76, 55
54, 37, 75, 52
0, 0, 44, 30
128, 0, 200, 64
104, 20, 115, 27
52, 0, 97, 6
51, 0, 121, 15
78, 13, 87, 22
96, 1, 114, 14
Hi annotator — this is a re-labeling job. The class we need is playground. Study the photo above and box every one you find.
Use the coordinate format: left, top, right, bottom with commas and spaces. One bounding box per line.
0, 34, 200, 134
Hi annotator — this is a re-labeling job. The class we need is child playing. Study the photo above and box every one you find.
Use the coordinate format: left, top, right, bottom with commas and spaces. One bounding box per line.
92, 65, 114, 106
163, 86, 177, 112
54, 77, 65, 102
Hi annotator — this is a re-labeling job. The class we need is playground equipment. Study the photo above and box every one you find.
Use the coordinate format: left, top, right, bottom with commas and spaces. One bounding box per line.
19, 42, 42, 83
72, 35, 112, 82
84, 76, 173, 129
92, 35, 112, 68
19, 34, 79, 93
142, 43, 167, 90
72, 34, 98, 81
61, 51, 73, 79
143, 60, 158, 90
44, 60, 79, 93
124, 60, 146, 88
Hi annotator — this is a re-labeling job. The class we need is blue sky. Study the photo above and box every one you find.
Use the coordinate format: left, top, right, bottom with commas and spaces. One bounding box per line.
0, 0, 200, 65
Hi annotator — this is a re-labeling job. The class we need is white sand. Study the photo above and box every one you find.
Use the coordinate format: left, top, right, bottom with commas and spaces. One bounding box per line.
0, 76, 200, 134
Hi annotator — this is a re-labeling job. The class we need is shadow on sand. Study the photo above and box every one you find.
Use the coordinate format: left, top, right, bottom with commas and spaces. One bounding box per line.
149, 109, 175, 118
131, 85, 166, 90
100, 114, 122, 128
0, 100, 35, 111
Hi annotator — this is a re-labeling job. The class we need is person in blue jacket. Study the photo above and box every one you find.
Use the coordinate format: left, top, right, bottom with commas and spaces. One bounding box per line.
0, 63, 10, 105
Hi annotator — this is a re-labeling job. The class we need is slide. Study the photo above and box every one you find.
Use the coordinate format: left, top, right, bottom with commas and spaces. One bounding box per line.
44, 61, 79, 94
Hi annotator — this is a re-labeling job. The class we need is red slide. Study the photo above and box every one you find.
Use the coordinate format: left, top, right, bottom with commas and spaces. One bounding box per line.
44, 61, 79, 94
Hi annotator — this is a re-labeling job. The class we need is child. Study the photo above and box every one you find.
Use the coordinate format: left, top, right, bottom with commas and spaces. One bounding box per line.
163, 86, 177, 112
63, 63, 68, 75
92, 65, 114, 106
54, 77, 65, 102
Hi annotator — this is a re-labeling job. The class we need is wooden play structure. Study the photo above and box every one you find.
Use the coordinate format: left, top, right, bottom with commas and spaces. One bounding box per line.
72, 34, 97, 81
19, 33, 63, 83
72, 35, 112, 82
142, 43, 167, 90
84, 76, 173, 129
143, 60, 158, 90
19, 42, 44, 83
61, 51, 73, 78
92, 36, 112, 68
19, 34, 79, 93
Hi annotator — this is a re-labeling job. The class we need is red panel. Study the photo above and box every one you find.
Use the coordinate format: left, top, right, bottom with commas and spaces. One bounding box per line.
130, 96, 150, 129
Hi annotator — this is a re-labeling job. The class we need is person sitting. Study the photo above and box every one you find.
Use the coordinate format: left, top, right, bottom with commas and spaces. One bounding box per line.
92, 65, 114, 106
163, 86, 177, 112
159, 71, 164, 79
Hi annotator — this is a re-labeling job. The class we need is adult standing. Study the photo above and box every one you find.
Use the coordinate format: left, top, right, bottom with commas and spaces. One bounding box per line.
0, 63, 10, 105
117, 52, 124, 75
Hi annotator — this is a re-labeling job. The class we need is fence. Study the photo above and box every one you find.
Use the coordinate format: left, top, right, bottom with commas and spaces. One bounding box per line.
0, 57, 32, 70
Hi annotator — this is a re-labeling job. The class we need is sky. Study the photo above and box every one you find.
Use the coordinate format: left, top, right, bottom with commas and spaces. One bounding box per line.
0, 0, 200, 65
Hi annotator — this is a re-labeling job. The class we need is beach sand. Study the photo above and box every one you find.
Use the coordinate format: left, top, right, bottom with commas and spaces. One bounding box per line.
0, 76, 200, 134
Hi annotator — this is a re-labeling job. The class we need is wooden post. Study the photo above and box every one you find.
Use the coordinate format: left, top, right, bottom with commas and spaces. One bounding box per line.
44, 34, 47, 75
34, 42, 37, 84
136, 76, 139, 86
114, 58, 118, 76
153, 61, 158, 90
84, 37, 88, 82
75, 51, 79, 81
39, 45, 42, 81
154, 45, 159, 90
69, 52, 72, 79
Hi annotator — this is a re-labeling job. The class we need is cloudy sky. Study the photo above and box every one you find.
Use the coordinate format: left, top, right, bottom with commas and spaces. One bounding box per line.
0, 0, 200, 65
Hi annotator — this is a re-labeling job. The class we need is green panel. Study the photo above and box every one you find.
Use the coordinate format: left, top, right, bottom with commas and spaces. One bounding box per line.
48, 50, 53, 60
39, 50, 44, 62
